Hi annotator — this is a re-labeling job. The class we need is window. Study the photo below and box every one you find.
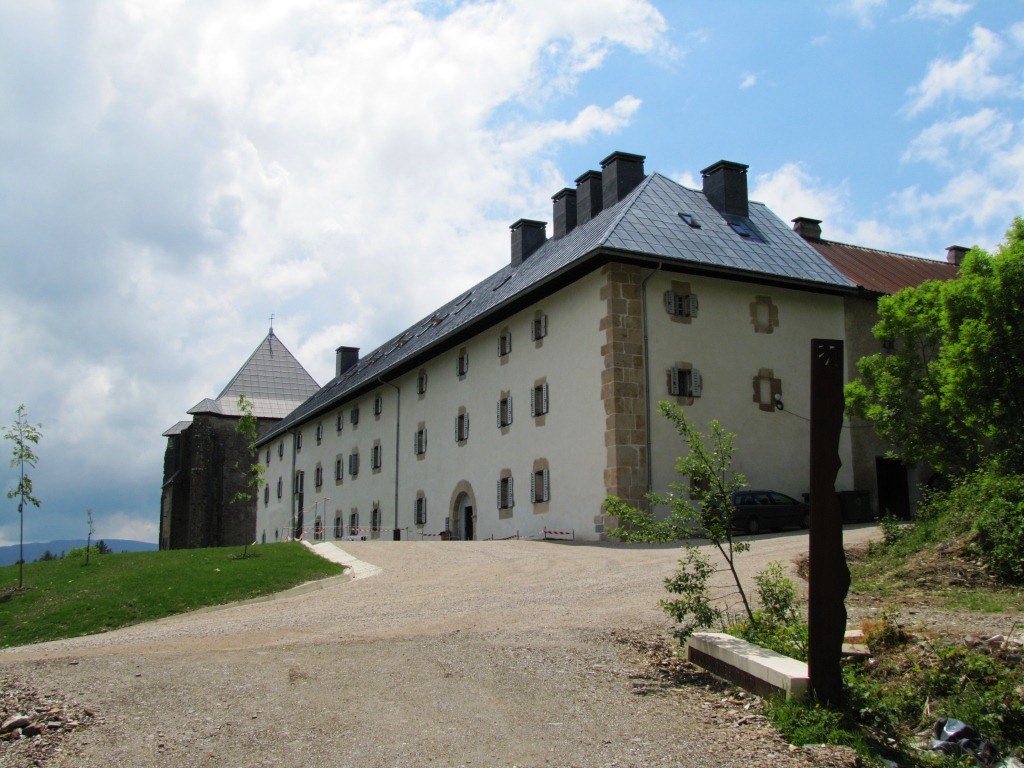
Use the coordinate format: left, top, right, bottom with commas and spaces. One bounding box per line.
315, 423, 323, 444
664, 291, 699, 317
336, 414, 344, 432
277, 477, 283, 499
669, 367, 703, 397
531, 469, 550, 503
455, 412, 470, 442
752, 369, 782, 413
729, 221, 751, 237
678, 211, 701, 228
371, 443, 383, 470
498, 329, 512, 356
414, 496, 427, 526
413, 427, 427, 456
497, 394, 513, 428
334, 516, 342, 538
264, 485, 270, 505
497, 476, 514, 509
349, 510, 359, 535
531, 314, 548, 341
295, 431, 303, 451
265, 447, 271, 464
335, 457, 343, 483
278, 441, 284, 458
530, 383, 549, 417
456, 349, 469, 377
314, 516, 323, 540
295, 471, 304, 494
373, 395, 383, 416
417, 371, 428, 395
314, 464, 323, 489
350, 406, 360, 425
371, 505, 382, 532
349, 452, 359, 477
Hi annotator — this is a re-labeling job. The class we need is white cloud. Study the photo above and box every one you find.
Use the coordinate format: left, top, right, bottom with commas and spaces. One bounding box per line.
906, 0, 973, 21
0, 0, 668, 544
833, 0, 887, 28
739, 72, 757, 89
902, 108, 1013, 167
905, 25, 1018, 116
98, 512, 159, 544
751, 163, 847, 229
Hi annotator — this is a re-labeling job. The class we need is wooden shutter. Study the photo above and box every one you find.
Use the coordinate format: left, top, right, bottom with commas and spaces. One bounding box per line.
542, 469, 549, 502
670, 367, 680, 396
542, 383, 548, 414
664, 291, 676, 314
691, 368, 703, 397
688, 294, 699, 317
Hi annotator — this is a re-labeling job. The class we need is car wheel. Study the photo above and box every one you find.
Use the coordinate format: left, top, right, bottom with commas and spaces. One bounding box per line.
746, 516, 760, 535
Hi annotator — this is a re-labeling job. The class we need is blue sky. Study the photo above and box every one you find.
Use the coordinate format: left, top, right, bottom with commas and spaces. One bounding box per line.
1, 0, 1022, 546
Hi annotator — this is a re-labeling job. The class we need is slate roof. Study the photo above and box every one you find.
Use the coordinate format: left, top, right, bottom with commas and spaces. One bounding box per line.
184, 330, 320, 421
805, 238, 959, 295
257, 171, 856, 446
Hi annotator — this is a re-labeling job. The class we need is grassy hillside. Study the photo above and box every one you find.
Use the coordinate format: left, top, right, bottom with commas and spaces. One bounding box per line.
0, 543, 344, 648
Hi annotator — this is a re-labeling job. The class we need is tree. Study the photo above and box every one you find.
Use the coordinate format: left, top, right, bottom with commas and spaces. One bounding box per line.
846, 217, 1024, 474
4, 404, 42, 589
96, 540, 111, 555
231, 394, 265, 556
605, 403, 755, 639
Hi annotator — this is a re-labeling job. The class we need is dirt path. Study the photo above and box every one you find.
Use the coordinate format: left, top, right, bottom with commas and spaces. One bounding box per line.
0, 529, 880, 767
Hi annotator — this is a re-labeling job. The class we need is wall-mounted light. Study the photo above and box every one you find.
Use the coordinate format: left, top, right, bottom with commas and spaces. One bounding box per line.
774, 393, 784, 411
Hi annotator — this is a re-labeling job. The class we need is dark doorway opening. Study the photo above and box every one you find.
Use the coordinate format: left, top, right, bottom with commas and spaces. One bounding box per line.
876, 457, 910, 519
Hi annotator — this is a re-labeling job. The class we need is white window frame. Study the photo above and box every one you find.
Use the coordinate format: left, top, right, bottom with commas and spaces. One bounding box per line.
497, 476, 514, 509
664, 291, 699, 318
456, 350, 469, 377
414, 496, 427, 526
417, 371, 428, 395
498, 330, 512, 356
373, 395, 383, 416
455, 412, 469, 442
349, 511, 359, 535
349, 453, 359, 477
413, 428, 427, 456
530, 383, 549, 417
335, 457, 343, 483
670, 367, 703, 397
314, 465, 323, 489
531, 314, 548, 341
497, 395, 513, 428
315, 423, 323, 444
371, 506, 382, 532
371, 443, 383, 470
336, 414, 344, 432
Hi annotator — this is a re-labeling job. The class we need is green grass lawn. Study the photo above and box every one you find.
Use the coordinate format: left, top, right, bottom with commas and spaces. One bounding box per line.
0, 543, 344, 648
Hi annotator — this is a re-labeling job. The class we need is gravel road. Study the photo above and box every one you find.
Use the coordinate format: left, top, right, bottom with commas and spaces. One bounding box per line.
0, 527, 882, 768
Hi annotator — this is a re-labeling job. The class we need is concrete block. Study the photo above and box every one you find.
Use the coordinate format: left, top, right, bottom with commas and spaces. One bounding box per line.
687, 632, 809, 700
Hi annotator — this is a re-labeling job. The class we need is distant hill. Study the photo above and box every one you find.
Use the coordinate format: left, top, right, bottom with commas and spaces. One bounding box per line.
0, 539, 157, 566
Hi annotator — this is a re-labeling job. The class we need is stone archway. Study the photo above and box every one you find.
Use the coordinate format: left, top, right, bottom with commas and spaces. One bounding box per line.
448, 481, 477, 541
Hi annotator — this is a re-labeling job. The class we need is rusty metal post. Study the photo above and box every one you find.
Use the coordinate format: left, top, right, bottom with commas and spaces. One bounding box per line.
808, 338, 850, 704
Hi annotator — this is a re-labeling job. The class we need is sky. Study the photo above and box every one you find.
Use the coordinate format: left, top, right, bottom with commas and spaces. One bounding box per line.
1, 0, 1022, 547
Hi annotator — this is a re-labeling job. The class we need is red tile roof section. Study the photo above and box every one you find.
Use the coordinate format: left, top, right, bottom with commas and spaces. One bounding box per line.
805, 238, 959, 295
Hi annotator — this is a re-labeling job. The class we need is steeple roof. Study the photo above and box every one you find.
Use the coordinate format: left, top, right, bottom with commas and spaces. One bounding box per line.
188, 330, 319, 420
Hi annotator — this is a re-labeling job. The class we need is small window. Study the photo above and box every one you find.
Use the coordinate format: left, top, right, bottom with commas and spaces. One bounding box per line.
314, 464, 323, 489
334, 516, 342, 538
664, 291, 699, 317
729, 222, 751, 237
414, 496, 427, 526
497, 476, 514, 509
278, 442, 284, 458
265, 447, 271, 464
413, 428, 427, 456
350, 406, 360, 425
276, 477, 283, 499
678, 211, 701, 228
295, 431, 303, 451
349, 453, 359, 477
417, 371, 428, 395
335, 457, 343, 482
497, 395, 513, 428
349, 510, 359, 535
371, 443, 383, 470
315, 423, 323, 444
531, 468, 550, 503
456, 349, 469, 377
530, 383, 549, 417
455, 412, 470, 442
314, 515, 323, 541
336, 414, 344, 432
264, 485, 270, 505
498, 330, 512, 357
295, 471, 304, 494
531, 314, 548, 341
669, 367, 703, 397
373, 395, 383, 416
371, 506, 382, 532
752, 369, 783, 412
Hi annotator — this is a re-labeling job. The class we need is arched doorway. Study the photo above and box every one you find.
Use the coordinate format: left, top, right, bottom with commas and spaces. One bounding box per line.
449, 481, 477, 541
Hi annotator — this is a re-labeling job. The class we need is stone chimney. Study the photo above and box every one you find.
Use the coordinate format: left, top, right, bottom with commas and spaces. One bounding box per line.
792, 217, 823, 241
335, 346, 359, 378
552, 188, 577, 239
701, 160, 749, 218
575, 170, 603, 226
600, 151, 646, 209
946, 245, 969, 267
510, 219, 547, 267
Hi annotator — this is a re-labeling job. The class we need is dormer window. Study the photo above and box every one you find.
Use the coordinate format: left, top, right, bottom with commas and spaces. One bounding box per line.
678, 211, 701, 228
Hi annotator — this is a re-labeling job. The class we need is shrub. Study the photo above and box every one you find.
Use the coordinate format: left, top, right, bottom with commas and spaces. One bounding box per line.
728, 561, 807, 661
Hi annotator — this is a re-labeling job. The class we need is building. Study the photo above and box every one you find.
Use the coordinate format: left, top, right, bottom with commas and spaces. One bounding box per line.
254, 151, 886, 544
792, 217, 962, 518
160, 329, 319, 549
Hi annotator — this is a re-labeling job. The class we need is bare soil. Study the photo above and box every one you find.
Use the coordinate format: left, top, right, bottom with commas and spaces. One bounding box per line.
1, 525, 1008, 768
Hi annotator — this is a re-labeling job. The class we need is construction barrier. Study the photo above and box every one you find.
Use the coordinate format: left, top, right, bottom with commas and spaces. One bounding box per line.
542, 528, 575, 541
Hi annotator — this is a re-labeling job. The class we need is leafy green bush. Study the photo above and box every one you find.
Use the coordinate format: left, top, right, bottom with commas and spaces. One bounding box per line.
727, 562, 807, 661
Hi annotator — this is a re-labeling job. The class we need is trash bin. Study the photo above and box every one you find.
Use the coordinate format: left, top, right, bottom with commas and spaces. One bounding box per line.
837, 490, 873, 522
393, 528, 401, 541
